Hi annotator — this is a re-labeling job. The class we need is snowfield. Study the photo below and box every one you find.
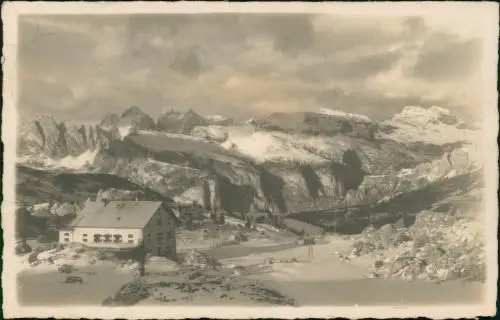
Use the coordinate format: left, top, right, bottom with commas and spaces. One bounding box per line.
381, 106, 482, 146
319, 107, 375, 123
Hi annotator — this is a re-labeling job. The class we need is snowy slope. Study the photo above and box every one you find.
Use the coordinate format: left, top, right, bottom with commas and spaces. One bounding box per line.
319, 108, 374, 123
381, 106, 481, 146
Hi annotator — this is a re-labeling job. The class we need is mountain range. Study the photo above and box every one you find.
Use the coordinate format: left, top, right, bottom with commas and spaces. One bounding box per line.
16, 105, 482, 217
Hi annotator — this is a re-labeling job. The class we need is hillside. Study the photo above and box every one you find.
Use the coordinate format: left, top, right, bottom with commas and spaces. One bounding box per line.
16, 164, 171, 207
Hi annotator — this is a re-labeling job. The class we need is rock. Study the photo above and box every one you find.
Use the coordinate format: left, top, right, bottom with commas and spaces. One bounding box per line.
190, 125, 228, 143
50, 202, 78, 216
106, 280, 151, 305
251, 111, 377, 140
119, 106, 156, 131
377, 224, 397, 249
57, 264, 74, 274
29, 203, 52, 217
449, 148, 473, 173
183, 250, 219, 268
64, 124, 88, 156
100, 113, 120, 131
157, 109, 208, 134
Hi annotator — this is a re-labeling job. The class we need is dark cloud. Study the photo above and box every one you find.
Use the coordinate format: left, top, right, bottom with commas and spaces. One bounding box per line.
169, 48, 205, 77
298, 50, 403, 82
412, 33, 482, 80
17, 14, 484, 122
239, 15, 315, 55
19, 20, 95, 73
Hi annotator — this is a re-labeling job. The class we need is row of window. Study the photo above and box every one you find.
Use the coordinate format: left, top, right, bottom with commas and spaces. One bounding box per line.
90, 233, 134, 243
61, 231, 172, 244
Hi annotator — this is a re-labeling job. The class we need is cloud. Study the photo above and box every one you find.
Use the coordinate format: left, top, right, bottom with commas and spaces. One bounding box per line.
17, 13, 487, 123
412, 33, 482, 80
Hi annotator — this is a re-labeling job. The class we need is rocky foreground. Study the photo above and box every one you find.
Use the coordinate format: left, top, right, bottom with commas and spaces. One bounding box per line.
347, 189, 485, 282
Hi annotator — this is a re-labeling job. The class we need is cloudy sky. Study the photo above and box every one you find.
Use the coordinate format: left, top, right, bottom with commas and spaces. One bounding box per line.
18, 13, 485, 123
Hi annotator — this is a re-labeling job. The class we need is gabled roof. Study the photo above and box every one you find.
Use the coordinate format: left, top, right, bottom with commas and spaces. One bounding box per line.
71, 200, 171, 229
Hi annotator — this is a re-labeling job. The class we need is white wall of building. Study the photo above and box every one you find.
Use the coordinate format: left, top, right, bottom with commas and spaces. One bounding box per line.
58, 230, 73, 244
71, 227, 143, 248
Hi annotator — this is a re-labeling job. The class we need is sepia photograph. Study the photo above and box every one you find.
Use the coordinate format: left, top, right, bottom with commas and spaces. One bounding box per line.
2, 2, 498, 319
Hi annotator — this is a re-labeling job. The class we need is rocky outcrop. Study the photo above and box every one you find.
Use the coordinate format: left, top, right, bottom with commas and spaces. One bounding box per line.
18, 117, 114, 160
250, 111, 378, 141
18, 116, 68, 159
64, 124, 88, 156
190, 125, 228, 143
157, 109, 208, 134
100, 113, 120, 131
119, 106, 156, 131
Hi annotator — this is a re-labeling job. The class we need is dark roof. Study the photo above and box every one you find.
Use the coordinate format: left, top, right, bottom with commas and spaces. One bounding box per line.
71, 201, 169, 229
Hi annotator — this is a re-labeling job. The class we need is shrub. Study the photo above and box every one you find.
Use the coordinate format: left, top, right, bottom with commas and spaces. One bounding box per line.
373, 260, 384, 269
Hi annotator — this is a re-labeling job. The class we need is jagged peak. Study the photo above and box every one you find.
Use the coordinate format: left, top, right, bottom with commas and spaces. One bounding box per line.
121, 105, 149, 118
100, 113, 120, 124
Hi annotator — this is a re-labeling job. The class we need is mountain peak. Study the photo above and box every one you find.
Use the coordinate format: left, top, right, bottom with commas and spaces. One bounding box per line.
119, 106, 156, 131
121, 105, 149, 118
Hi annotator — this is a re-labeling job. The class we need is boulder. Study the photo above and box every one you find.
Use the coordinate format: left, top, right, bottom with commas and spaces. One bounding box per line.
182, 250, 220, 269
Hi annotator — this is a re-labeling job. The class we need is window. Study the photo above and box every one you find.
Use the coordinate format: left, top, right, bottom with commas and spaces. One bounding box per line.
103, 234, 112, 243
113, 234, 123, 243
128, 239, 134, 244
82, 233, 88, 242
82, 238, 88, 242
128, 234, 133, 238
64, 232, 69, 236
94, 234, 102, 243
64, 238, 69, 242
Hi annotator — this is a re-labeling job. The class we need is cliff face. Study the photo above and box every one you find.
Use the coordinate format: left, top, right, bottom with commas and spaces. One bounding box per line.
16, 106, 481, 214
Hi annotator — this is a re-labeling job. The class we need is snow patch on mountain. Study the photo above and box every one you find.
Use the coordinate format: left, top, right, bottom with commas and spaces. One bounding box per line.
118, 126, 135, 140
18, 149, 98, 171
219, 127, 328, 164
319, 108, 374, 123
